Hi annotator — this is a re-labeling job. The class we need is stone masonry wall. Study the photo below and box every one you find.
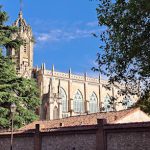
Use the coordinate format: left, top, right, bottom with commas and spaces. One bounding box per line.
1, 121, 150, 150
107, 132, 150, 150
42, 133, 96, 150
0, 136, 34, 150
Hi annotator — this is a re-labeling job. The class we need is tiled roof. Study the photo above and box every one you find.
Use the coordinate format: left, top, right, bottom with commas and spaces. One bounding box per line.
20, 108, 141, 131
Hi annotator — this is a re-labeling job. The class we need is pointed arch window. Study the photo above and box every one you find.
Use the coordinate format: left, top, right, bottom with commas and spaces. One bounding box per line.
122, 97, 133, 109
89, 92, 98, 113
73, 90, 84, 113
59, 87, 68, 112
103, 95, 112, 112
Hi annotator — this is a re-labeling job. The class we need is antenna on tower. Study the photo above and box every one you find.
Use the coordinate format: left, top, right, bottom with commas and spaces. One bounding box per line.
20, 0, 23, 12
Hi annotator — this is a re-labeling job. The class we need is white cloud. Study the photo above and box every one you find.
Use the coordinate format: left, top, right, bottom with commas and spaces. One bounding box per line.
37, 34, 50, 41
36, 28, 99, 43
86, 21, 98, 27
32, 19, 104, 44
37, 33, 59, 42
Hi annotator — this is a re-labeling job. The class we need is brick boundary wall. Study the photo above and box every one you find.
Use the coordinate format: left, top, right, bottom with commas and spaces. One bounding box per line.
0, 125, 98, 150
96, 119, 150, 150
0, 120, 150, 150
35, 125, 98, 150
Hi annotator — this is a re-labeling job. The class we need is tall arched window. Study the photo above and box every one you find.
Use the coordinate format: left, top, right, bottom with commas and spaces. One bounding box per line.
103, 95, 112, 112
89, 92, 98, 113
122, 97, 133, 109
73, 90, 84, 113
59, 87, 68, 112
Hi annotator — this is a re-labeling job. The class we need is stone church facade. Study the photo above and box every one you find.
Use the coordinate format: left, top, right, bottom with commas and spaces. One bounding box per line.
7, 10, 136, 120
36, 65, 135, 120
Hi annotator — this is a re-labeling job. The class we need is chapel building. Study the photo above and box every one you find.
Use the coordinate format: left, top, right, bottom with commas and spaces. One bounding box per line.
7, 10, 136, 120
36, 65, 135, 120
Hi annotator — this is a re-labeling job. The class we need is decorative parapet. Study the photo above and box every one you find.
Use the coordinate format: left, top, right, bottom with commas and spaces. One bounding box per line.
45, 70, 52, 75
36, 69, 126, 90
70, 74, 84, 80
86, 77, 99, 83
37, 69, 110, 84
54, 71, 69, 78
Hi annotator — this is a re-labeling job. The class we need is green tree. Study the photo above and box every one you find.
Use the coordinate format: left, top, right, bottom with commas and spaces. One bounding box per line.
93, 0, 150, 110
136, 87, 150, 114
0, 6, 40, 129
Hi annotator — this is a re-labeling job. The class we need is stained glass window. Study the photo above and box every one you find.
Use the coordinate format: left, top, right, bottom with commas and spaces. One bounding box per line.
73, 90, 84, 113
103, 95, 112, 112
59, 87, 68, 112
89, 92, 98, 113
122, 97, 133, 109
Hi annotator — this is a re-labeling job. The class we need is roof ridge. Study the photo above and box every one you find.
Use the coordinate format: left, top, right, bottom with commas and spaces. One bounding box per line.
19, 108, 141, 131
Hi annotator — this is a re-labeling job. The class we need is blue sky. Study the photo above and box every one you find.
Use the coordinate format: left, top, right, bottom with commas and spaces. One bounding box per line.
1, 0, 103, 76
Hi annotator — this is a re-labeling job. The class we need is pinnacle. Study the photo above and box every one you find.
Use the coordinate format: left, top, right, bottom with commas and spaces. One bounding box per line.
19, 10, 23, 19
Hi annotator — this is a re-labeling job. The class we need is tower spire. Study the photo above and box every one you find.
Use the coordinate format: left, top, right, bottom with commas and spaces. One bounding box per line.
19, 0, 23, 18
20, 0, 23, 12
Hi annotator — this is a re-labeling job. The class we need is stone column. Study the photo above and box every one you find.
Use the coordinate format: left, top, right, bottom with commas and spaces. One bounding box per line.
49, 100, 54, 120
99, 75, 102, 111
39, 73, 44, 120
68, 79, 74, 116
84, 81, 89, 113
58, 79, 62, 119
58, 101, 62, 119
112, 85, 116, 111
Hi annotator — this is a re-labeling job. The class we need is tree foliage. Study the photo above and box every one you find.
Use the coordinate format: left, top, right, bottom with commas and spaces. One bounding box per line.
0, 6, 40, 129
93, 0, 150, 111
136, 87, 150, 114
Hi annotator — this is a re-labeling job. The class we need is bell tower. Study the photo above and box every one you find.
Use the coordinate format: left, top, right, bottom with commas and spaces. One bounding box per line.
7, 10, 34, 78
